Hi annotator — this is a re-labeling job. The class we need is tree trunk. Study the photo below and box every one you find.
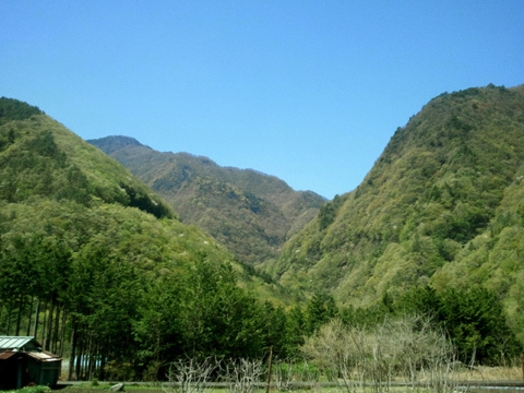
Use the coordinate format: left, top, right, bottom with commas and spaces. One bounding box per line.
33, 299, 40, 339
0, 304, 4, 334
52, 303, 61, 353
98, 340, 107, 381
68, 321, 77, 381
59, 309, 67, 357
26, 297, 34, 336
45, 299, 55, 351
87, 334, 97, 381
41, 300, 48, 344
6, 300, 13, 335
76, 334, 85, 380
15, 295, 24, 336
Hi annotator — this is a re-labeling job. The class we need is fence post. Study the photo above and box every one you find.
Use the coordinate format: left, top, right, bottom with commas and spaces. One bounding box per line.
521, 352, 524, 382
266, 346, 273, 393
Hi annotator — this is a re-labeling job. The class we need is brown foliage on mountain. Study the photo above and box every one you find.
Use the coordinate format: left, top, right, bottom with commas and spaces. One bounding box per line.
88, 136, 326, 264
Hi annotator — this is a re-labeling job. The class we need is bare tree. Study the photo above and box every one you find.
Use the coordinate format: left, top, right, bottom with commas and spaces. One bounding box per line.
301, 315, 457, 393
272, 358, 295, 391
221, 358, 264, 393
163, 356, 218, 393
301, 319, 366, 392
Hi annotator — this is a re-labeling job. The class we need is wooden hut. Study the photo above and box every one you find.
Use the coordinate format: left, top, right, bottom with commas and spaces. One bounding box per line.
0, 336, 62, 389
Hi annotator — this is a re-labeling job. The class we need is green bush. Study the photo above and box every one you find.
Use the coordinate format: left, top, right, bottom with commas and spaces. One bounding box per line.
11, 386, 52, 393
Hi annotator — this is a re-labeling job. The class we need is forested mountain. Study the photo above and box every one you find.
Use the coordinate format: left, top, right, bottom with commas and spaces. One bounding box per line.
88, 136, 326, 264
0, 97, 296, 379
2, 87, 523, 379
263, 84, 524, 342
0, 98, 173, 219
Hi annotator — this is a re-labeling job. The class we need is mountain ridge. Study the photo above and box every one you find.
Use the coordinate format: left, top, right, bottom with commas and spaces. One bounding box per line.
262, 84, 524, 340
88, 135, 326, 264
0, 97, 303, 371
0, 97, 286, 297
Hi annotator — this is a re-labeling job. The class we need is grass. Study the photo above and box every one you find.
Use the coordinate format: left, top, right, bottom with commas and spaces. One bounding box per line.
52, 364, 523, 393
451, 365, 523, 382
54, 365, 524, 391
4, 387, 52, 393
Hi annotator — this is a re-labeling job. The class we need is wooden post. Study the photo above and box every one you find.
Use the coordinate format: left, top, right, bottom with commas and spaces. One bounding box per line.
266, 346, 273, 393
521, 352, 524, 382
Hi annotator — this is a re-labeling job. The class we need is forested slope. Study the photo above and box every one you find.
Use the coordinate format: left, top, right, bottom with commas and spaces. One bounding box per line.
88, 136, 325, 264
1, 89, 522, 377
264, 84, 524, 341
0, 98, 294, 379
0, 98, 173, 218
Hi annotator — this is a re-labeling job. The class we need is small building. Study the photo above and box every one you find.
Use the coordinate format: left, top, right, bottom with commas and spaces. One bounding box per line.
0, 336, 62, 390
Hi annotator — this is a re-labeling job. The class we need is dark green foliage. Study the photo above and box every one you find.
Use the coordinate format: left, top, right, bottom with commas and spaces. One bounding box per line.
0, 97, 43, 125
0, 105, 174, 217
3, 89, 524, 378
438, 287, 521, 364
119, 183, 172, 219
27, 130, 63, 158
0, 99, 314, 379
394, 285, 522, 364
393, 285, 442, 319
0, 130, 69, 202
0, 196, 302, 380
285, 306, 307, 355
305, 292, 338, 334
318, 194, 346, 230
56, 166, 92, 205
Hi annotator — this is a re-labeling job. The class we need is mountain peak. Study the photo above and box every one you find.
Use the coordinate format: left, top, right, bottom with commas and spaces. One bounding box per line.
89, 136, 326, 264
87, 135, 149, 154
265, 84, 524, 314
0, 97, 43, 124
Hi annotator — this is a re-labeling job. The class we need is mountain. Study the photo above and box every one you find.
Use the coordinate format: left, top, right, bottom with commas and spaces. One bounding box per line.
2, 87, 523, 373
0, 96, 286, 295
0, 97, 295, 375
88, 136, 326, 264
263, 84, 524, 339
0, 99, 176, 218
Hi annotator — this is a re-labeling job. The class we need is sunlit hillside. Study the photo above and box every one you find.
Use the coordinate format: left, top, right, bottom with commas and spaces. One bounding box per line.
0, 97, 294, 380
264, 84, 524, 341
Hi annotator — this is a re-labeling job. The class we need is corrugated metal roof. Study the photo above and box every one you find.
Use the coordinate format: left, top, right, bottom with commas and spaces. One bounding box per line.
28, 351, 61, 362
0, 336, 37, 350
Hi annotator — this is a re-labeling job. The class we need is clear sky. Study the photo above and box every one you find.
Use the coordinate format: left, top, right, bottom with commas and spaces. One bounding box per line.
1, 1, 523, 199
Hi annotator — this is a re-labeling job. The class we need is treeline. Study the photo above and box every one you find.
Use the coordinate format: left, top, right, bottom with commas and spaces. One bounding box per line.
0, 197, 307, 381
1, 212, 521, 382
0, 216, 317, 380
0, 101, 174, 220
344, 286, 522, 364
268, 84, 524, 324
0, 96, 43, 125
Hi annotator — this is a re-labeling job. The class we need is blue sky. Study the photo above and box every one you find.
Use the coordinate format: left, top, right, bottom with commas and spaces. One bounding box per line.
1, 1, 523, 199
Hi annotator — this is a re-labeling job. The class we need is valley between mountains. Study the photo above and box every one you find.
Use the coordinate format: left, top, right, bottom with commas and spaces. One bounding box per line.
1, 83, 524, 380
